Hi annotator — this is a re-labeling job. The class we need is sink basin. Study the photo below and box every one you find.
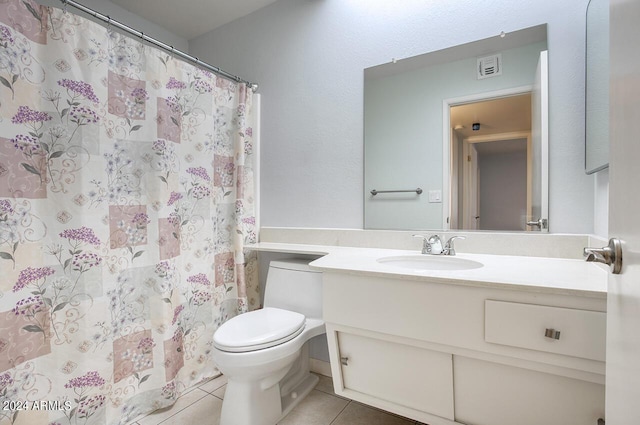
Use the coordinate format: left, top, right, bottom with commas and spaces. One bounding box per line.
377, 255, 483, 271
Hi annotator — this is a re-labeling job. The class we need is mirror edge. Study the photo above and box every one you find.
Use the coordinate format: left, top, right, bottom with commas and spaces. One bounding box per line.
584, 0, 610, 174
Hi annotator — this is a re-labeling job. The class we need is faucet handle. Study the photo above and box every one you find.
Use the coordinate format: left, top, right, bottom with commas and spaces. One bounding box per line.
412, 234, 432, 254
444, 236, 466, 256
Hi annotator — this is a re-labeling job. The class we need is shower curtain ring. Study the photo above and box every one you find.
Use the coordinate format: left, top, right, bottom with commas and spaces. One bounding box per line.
106, 16, 111, 28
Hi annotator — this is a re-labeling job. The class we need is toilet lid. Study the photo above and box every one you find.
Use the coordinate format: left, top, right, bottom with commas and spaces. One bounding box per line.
213, 307, 306, 353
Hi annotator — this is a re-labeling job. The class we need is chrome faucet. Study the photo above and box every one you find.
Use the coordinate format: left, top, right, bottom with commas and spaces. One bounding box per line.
428, 235, 443, 255
413, 234, 466, 256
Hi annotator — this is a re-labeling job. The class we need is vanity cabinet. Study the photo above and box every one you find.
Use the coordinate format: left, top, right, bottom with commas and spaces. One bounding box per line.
323, 271, 606, 425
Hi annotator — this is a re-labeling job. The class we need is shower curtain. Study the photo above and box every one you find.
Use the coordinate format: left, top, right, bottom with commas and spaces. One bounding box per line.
0, 1, 259, 424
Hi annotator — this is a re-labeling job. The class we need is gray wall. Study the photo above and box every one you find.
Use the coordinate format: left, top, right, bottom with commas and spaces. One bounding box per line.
189, 0, 594, 234
478, 150, 528, 231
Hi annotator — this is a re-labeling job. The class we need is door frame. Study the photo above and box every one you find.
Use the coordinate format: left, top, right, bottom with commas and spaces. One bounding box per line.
442, 85, 533, 229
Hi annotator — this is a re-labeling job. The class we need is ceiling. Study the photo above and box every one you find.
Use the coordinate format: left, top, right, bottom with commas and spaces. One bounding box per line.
450, 94, 532, 139
109, 0, 279, 40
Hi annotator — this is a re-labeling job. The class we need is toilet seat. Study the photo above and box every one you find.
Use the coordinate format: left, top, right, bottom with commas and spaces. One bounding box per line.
213, 307, 306, 353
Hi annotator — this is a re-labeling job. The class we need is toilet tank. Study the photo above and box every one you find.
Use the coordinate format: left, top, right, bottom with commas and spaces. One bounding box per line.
264, 259, 322, 319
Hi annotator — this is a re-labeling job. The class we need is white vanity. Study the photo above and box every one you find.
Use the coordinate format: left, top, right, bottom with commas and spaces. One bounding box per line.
249, 232, 608, 425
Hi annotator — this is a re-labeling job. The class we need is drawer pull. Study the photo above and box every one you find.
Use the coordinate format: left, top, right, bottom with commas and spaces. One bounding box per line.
340, 356, 349, 366
544, 328, 561, 340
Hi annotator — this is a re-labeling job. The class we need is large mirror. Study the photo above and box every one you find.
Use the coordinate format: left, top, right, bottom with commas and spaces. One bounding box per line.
585, 0, 609, 174
364, 24, 549, 232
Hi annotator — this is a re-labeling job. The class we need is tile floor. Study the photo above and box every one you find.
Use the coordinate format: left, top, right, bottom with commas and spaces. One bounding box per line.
130, 373, 427, 425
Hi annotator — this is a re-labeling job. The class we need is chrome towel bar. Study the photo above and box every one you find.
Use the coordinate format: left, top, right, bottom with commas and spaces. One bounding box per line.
370, 188, 423, 196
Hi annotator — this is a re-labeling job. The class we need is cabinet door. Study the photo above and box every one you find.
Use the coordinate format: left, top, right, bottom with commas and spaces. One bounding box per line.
337, 332, 454, 420
454, 356, 605, 425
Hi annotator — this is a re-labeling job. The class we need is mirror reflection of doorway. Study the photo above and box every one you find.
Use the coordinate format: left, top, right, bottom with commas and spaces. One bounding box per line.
449, 93, 532, 231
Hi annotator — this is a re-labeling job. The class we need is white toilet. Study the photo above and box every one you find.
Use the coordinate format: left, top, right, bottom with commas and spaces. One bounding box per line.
212, 258, 325, 425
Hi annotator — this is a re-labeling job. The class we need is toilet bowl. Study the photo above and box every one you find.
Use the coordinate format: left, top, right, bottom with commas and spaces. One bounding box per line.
212, 259, 324, 425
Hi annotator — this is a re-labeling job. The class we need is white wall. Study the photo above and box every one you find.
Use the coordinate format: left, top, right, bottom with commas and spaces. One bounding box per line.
38, 0, 188, 51
189, 0, 594, 233
594, 168, 609, 237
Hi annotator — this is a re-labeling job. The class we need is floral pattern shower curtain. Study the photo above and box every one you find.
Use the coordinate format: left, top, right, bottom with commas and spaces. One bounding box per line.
0, 1, 259, 424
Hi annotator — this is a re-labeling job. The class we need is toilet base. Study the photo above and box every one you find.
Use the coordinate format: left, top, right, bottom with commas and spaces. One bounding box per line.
218, 343, 320, 425
280, 372, 319, 420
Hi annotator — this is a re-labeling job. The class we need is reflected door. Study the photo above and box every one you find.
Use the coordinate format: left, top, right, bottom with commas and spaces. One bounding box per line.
529, 50, 549, 231
462, 142, 480, 230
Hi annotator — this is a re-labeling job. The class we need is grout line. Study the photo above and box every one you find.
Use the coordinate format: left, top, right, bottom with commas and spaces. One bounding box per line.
334, 399, 417, 424
212, 387, 225, 401
328, 400, 352, 425
198, 382, 226, 395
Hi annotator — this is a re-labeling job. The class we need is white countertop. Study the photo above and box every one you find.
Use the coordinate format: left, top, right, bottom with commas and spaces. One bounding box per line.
247, 242, 608, 298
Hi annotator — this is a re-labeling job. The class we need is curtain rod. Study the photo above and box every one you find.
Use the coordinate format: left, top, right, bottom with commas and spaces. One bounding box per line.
59, 0, 258, 92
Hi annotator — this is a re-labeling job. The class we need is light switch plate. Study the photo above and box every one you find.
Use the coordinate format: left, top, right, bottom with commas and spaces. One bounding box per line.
428, 190, 442, 203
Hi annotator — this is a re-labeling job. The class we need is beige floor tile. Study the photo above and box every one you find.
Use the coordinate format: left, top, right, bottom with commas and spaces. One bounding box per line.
330, 402, 414, 425
137, 388, 209, 425
198, 374, 228, 394
157, 393, 223, 424
277, 389, 349, 425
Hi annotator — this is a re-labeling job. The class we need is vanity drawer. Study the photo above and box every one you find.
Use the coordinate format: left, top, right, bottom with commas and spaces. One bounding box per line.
484, 300, 606, 362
